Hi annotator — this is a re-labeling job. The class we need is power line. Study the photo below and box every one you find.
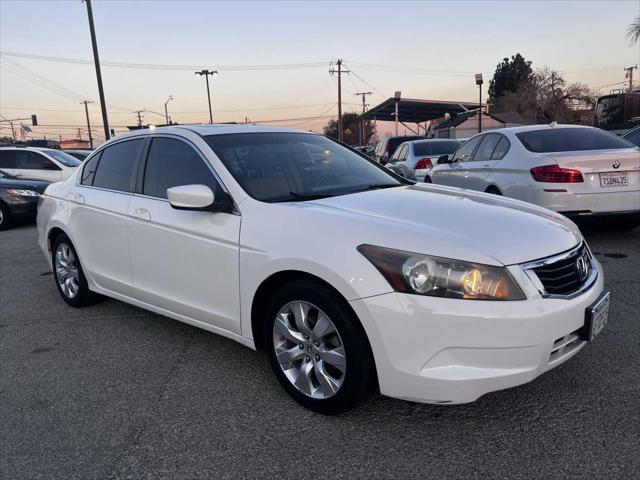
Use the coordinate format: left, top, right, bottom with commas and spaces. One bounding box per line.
0, 51, 330, 71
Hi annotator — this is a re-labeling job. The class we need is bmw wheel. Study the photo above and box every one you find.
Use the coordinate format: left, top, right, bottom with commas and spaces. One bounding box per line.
264, 279, 376, 414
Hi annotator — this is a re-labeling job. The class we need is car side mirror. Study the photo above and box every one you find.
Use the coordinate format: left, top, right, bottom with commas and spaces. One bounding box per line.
437, 155, 452, 165
167, 184, 216, 211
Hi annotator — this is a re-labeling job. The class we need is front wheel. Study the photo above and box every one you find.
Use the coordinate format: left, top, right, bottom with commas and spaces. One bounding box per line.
51, 233, 95, 307
263, 279, 376, 414
0, 202, 12, 231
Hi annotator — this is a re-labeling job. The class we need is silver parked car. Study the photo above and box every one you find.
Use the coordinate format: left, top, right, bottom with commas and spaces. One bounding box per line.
386, 139, 463, 181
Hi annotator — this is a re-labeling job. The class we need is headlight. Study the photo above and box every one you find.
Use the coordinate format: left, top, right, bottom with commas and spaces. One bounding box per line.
7, 189, 40, 197
357, 244, 526, 300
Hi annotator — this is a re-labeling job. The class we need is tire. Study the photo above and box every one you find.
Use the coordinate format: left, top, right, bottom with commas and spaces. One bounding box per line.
486, 186, 502, 195
263, 279, 376, 414
0, 202, 12, 231
51, 233, 95, 307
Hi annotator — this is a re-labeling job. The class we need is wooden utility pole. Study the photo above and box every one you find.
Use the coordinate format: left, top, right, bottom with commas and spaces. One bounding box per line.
624, 65, 637, 92
329, 59, 349, 142
354, 91, 372, 145
81, 100, 94, 148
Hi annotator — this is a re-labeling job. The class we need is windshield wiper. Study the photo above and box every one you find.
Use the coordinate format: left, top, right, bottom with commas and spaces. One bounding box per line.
270, 191, 335, 202
344, 183, 402, 194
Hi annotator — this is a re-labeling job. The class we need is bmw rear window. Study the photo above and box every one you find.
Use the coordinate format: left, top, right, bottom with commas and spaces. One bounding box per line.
516, 128, 633, 153
413, 141, 462, 156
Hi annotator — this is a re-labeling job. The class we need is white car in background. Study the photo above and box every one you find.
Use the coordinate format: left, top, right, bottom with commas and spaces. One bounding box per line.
386, 139, 463, 181
38, 125, 608, 414
0, 146, 81, 182
427, 124, 640, 229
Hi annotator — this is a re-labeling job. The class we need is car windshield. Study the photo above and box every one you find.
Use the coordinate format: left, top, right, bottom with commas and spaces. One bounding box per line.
414, 141, 462, 156
516, 128, 633, 153
205, 132, 404, 202
44, 149, 82, 167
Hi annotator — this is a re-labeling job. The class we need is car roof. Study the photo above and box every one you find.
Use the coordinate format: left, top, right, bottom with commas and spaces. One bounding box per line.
0, 146, 54, 152
112, 124, 317, 141
496, 123, 594, 134
406, 139, 462, 144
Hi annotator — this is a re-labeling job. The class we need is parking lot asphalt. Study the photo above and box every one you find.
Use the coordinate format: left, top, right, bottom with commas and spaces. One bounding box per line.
1, 224, 639, 480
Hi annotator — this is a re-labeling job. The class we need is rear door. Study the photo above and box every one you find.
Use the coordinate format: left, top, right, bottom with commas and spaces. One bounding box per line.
70, 138, 145, 294
127, 135, 241, 333
13, 150, 63, 182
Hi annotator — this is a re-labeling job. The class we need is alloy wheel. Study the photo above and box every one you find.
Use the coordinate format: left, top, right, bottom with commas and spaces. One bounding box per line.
54, 242, 80, 299
272, 301, 346, 399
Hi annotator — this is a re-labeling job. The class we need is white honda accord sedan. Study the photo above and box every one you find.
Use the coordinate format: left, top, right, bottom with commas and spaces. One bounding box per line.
37, 125, 609, 414
427, 124, 640, 229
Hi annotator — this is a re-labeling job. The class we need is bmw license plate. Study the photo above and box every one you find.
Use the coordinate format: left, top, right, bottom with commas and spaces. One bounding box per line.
582, 292, 610, 341
600, 172, 628, 187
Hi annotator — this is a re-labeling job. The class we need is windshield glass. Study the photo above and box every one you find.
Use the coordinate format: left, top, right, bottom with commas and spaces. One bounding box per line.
44, 149, 82, 167
414, 141, 462, 156
205, 132, 403, 202
516, 128, 633, 153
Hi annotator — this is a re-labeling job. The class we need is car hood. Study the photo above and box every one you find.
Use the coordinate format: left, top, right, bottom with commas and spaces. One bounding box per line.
307, 184, 582, 265
0, 178, 50, 193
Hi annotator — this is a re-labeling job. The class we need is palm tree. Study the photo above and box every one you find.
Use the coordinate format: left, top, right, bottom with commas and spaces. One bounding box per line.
628, 16, 640, 45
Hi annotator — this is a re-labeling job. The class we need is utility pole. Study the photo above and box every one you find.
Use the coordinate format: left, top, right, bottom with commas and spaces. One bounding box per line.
134, 110, 144, 128
195, 70, 218, 123
624, 65, 637, 92
394, 91, 401, 136
81, 100, 94, 148
354, 91, 372, 145
164, 95, 174, 124
475, 74, 484, 133
329, 59, 349, 142
83, 0, 109, 141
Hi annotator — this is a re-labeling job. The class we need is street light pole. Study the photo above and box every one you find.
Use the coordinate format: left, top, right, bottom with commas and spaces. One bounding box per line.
195, 70, 218, 123
83, 0, 110, 141
475, 73, 484, 133
164, 95, 174, 124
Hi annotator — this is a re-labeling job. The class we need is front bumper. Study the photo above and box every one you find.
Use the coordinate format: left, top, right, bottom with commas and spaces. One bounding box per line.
349, 259, 605, 404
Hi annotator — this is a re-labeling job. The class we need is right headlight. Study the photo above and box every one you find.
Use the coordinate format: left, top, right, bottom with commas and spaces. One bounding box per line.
357, 244, 526, 301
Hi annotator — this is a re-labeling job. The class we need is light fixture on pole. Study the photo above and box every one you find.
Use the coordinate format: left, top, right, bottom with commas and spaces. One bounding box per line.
195, 70, 218, 124
164, 95, 174, 125
475, 73, 483, 133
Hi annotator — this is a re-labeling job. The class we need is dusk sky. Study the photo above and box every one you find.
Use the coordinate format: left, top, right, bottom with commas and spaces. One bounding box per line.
1, 0, 639, 141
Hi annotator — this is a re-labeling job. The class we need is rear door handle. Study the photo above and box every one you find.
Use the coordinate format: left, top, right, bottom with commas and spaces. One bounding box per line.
132, 207, 151, 221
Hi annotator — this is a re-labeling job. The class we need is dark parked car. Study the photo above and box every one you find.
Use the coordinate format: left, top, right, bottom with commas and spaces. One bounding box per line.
0, 169, 49, 230
62, 149, 93, 161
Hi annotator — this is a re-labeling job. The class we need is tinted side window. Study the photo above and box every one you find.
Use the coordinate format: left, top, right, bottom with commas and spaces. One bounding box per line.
0, 150, 16, 168
622, 128, 640, 147
491, 137, 511, 160
143, 137, 218, 199
16, 151, 59, 170
93, 139, 144, 192
452, 136, 482, 162
80, 152, 102, 186
473, 135, 501, 161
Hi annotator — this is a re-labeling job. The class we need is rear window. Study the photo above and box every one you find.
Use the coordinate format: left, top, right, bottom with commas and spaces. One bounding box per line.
516, 128, 633, 153
44, 149, 82, 167
413, 141, 461, 156
388, 136, 422, 154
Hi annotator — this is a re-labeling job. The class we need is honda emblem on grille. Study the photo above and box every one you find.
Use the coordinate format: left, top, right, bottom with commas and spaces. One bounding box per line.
576, 255, 589, 280
612, 161, 620, 169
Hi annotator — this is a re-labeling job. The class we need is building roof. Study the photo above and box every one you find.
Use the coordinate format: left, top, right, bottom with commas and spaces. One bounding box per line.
434, 110, 529, 130
360, 98, 480, 123
433, 110, 479, 130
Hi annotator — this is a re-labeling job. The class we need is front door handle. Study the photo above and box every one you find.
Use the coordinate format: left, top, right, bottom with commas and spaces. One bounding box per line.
70, 193, 85, 204
132, 207, 151, 221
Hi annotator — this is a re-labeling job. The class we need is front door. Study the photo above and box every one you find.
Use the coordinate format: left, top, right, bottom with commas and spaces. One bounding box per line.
127, 136, 241, 334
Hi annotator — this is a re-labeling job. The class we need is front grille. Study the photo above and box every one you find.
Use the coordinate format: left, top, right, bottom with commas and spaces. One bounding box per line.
532, 244, 591, 296
549, 330, 583, 363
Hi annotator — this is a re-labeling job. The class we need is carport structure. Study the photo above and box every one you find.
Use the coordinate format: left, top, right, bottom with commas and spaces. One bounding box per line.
360, 97, 480, 135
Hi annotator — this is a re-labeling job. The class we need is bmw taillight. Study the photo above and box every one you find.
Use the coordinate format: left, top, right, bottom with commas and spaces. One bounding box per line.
530, 164, 583, 183
415, 158, 433, 169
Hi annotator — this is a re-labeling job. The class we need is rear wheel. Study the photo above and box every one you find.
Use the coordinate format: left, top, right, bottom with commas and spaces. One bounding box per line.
51, 233, 94, 307
486, 186, 502, 195
0, 202, 12, 231
263, 279, 376, 414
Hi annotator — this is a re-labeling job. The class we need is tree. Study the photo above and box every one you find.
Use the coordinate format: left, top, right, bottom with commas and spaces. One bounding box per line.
323, 112, 376, 145
493, 68, 598, 123
627, 15, 640, 45
488, 53, 533, 103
